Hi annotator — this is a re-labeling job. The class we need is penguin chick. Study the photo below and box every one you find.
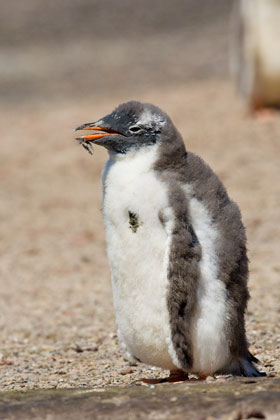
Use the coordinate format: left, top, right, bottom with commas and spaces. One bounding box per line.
75, 101, 265, 379
231, 0, 280, 112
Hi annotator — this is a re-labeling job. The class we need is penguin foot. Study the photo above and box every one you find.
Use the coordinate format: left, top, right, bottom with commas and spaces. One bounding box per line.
247, 97, 280, 120
247, 102, 280, 121
253, 108, 279, 121
138, 377, 166, 385
138, 370, 189, 385
163, 371, 208, 382
164, 369, 189, 383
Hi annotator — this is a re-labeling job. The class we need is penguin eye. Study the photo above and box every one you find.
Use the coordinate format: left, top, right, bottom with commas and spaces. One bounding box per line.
129, 126, 142, 133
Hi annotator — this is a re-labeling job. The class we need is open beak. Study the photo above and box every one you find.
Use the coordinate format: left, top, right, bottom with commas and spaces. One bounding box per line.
74, 122, 119, 143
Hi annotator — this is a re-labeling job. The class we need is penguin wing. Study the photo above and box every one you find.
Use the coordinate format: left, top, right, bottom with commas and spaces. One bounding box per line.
159, 184, 202, 371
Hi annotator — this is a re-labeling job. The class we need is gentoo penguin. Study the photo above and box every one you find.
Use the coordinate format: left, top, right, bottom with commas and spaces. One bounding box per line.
231, 0, 280, 111
75, 101, 265, 379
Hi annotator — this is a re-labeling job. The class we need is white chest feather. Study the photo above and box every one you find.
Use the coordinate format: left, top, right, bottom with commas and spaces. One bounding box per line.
102, 147, 177, 369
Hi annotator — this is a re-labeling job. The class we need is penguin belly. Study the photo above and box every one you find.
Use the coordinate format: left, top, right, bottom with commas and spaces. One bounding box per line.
102, 152, 177, 370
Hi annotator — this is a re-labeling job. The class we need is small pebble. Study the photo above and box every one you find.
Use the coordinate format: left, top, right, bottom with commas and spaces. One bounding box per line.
120, 368, 133, 375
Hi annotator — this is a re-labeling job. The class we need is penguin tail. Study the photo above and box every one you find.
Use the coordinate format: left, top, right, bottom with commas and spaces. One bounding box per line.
217, 352, 266, 377
237, 352, 266, 377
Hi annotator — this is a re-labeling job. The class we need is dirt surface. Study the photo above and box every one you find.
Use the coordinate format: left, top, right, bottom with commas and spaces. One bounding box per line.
0, 0, 280, 418
1, 377, 280, 420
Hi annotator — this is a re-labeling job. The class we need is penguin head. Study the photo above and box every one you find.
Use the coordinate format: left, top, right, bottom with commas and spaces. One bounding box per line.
75, 101, 177, 154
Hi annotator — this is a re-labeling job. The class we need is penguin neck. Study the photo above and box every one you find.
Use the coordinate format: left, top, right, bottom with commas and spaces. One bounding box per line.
107, 144, 160, 169
103, 145, 161, 185
154, 132, 187, 174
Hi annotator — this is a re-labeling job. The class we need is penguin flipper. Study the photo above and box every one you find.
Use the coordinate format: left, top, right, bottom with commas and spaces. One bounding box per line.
159, 195, 202, 371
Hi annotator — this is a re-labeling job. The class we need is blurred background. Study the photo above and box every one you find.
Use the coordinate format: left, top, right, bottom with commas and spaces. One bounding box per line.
0, 0, 279, 390
0, 0, 233, 104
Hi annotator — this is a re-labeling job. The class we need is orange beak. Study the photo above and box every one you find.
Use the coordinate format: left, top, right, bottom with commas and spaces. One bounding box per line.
75, 124, 119, 142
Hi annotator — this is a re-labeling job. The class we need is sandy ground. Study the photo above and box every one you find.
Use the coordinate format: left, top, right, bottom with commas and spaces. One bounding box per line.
0, 80, 279, 391
0, 0, 279, 398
